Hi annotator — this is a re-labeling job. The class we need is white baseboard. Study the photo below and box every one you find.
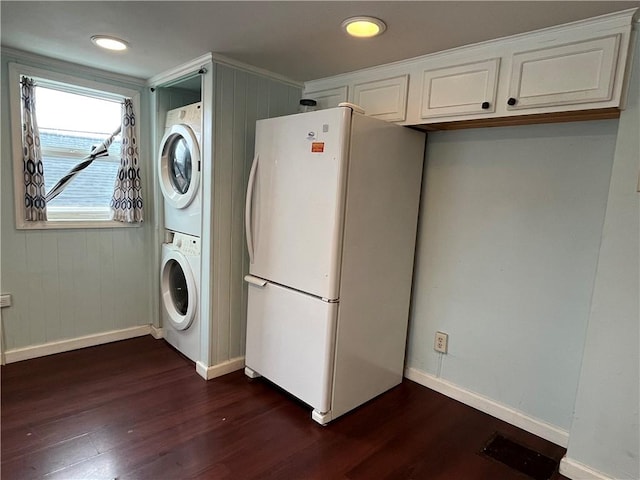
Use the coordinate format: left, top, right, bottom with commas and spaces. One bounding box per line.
404, 367, 569, 447
196, 357, 245, 380
150, 325, 164, 339
4, 325, 153, 363
559, 457, 613, 480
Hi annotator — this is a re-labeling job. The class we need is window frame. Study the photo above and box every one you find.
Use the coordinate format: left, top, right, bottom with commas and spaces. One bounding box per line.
9, 62, 142, 230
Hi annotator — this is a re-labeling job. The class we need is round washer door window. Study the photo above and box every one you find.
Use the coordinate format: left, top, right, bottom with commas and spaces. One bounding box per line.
158, 124, 200, 209
167, 136, 192, 195
168, 260, 189, 315
161, 249, 197, 331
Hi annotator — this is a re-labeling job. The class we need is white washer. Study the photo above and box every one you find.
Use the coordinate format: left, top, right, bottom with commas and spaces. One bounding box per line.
158, 102, 202, 237
160, 232, 201, 362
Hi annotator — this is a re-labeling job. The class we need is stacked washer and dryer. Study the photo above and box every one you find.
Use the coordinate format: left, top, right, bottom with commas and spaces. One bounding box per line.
158, 102, 203, 363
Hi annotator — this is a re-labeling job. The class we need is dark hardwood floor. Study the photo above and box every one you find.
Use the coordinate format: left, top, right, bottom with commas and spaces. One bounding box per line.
1, 336, 569, 479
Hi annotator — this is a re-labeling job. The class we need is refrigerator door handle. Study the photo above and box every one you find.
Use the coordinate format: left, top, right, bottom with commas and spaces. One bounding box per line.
245, 154, 259, 264
244, 275, 267, 287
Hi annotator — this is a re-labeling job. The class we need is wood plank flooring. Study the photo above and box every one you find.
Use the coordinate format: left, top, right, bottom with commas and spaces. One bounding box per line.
1, 336, 569, 479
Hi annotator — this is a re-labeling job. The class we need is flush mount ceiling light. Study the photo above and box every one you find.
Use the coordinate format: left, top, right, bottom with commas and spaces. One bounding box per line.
341, 16, 386, 38
91, 35, 128, 51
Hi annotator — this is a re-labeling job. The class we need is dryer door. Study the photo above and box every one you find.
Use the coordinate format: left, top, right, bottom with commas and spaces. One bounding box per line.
158, 124, 201, 209
161, 247, 197, 330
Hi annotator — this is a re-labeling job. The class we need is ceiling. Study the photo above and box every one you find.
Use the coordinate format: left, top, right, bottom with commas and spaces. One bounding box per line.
2, 1, 639, 84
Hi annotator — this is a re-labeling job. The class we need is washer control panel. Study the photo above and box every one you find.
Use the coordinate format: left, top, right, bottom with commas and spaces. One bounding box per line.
172, 232, 200, 256
164, 102, 202, 136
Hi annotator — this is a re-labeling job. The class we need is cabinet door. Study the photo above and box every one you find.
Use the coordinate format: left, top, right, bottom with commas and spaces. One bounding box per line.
304, 86, 348, 110
506, 34, 620, 110
353, 75, 408, 122
420, 58, 500, 119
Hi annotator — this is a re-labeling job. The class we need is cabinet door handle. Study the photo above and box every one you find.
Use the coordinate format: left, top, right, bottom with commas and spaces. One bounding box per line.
507, 97, 517, 106
481, 101, 490, 109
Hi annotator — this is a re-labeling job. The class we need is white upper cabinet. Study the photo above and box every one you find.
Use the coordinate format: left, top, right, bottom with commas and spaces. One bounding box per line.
506, 35, 621, 110
304, 86, 348, 110
303, 8, 637, 127
353, 75, 408, 122
420, 59, 500, 118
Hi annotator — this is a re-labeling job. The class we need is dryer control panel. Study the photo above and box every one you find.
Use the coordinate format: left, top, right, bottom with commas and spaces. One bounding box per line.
164, 102, 202, 136
172, 232, 201, 256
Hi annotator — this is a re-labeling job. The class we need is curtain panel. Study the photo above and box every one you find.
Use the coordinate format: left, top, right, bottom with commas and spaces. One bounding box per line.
111, 99, 143, 223
20, 77, 47, 221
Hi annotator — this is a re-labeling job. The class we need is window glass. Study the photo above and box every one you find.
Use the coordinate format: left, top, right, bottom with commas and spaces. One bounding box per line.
35, 86, 122, 221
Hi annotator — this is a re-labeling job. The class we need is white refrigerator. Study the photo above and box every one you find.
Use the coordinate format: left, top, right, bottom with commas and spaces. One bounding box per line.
244, 104, 425, 424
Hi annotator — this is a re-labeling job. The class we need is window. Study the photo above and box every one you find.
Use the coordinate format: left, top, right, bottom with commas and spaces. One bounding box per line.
38, 86, 122, 221
9, 63, 142, 229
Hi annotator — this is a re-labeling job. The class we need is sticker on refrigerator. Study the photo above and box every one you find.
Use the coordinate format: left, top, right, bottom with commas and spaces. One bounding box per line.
311, 142, 325, 153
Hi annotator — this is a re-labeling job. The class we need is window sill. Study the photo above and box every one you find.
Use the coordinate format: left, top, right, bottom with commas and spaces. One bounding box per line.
15, 206, 142, 230
16, 219, 142, 230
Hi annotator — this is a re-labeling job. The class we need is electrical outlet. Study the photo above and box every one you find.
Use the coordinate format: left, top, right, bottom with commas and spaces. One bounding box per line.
434, 331, 448, 354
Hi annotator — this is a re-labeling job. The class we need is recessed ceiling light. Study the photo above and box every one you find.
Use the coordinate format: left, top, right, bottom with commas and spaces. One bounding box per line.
91, 35, 128, 51
341, 16, 386, 38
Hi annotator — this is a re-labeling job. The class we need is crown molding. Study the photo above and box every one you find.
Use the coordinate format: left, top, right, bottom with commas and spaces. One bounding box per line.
147, 51, 302, 88
1, 47, 146, 87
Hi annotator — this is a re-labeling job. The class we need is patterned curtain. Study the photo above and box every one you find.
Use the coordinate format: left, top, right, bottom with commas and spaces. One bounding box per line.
20, 77, 47, 221
111, 99, 143, 223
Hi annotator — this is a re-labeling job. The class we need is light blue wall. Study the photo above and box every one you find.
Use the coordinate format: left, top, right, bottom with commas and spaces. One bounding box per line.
407, 119, 618, 432
0, 51, 154, 352
563, 30, 639, 480
207, 63, 301, 365
0, 50, 301, 364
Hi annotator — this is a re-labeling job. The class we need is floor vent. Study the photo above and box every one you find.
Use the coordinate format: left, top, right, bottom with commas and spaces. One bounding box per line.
481, 433, 559, 480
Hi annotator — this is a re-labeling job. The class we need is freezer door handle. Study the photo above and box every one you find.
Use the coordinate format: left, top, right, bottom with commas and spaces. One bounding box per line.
244, 275, 267, 287
245, 154, 259, 264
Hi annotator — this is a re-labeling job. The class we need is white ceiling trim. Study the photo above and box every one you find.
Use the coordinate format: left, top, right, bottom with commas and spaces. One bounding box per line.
1, 47, 146, 86
147, 52, 303, 88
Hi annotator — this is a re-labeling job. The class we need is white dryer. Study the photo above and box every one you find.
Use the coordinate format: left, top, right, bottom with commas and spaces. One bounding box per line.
160, 232, 201, 362
158, 102, 202, 237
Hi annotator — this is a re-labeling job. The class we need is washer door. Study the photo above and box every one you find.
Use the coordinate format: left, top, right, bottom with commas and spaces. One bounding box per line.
161, 248, 197, 330
158, 124, 200, 209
